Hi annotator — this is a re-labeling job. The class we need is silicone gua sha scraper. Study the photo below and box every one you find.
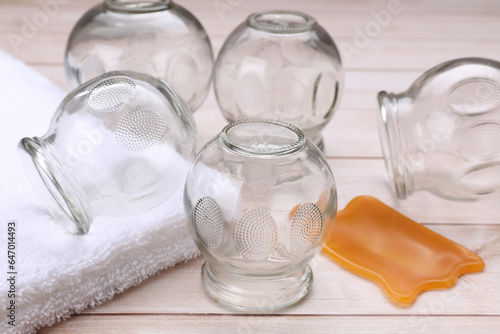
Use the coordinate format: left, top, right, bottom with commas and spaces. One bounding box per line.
322, 196, 485, 305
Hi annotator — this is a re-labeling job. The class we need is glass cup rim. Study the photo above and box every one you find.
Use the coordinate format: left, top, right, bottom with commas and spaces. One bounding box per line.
18, 137, 93, 235
247, 10, 317, 34
104, 0, 172, 13
219, 118, 306, 158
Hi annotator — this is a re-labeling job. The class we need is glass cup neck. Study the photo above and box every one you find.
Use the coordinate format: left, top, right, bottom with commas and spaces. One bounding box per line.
18, 137, 93, 235
220, 119, 306, 158
247, 10, 317, 34
104, 0, 172, 13
377, 92, 421, 199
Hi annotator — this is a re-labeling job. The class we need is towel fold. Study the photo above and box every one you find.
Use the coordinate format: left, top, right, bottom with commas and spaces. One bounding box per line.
0, 50, 199, 334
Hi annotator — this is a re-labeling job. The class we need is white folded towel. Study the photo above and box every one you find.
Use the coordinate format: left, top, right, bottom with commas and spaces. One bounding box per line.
0, 50, 199, 334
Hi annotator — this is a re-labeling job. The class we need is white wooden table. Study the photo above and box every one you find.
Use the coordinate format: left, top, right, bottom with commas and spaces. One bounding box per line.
1, 0, 499, 332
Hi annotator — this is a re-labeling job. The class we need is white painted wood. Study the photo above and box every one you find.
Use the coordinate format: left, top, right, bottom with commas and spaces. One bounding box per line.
37, 314, 500, 334
1, 0, 498, 332
3, 33, 500, 70
80, 228, 499, 316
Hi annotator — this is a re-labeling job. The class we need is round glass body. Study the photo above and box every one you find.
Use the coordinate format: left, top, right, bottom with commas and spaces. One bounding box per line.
65, 0, 214, 111
184, 119, 337, 310
19, 71, 197, 235
214, 10, 344, 149
378, 57, 500, 200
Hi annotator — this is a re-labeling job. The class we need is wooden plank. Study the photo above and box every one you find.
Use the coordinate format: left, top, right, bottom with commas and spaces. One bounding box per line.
191, 104, 384, 159
0, 0, 101, 7
338, 38, 500, 70
75, 223, 498, 317
0, 5, 100, 34
38, 314, 500, 333
9, 35, 498, 70
329, 159, 500, 224
0, 33, 66, 63
31, 63, 423, 97
2, 0, 499, 70
2, 0, 499, 13
2, 5, 500, 42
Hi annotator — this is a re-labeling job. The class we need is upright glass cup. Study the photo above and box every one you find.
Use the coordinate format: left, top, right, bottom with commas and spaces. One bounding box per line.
19, 71, 197, 235
184, 119, 337, 310
378, 57, 500, 200
65, 0, 214, 111
214, 10, 343, 150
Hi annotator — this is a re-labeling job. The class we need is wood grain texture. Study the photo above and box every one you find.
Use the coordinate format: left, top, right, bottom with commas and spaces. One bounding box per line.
37, 314, 500, 334
1, 0, 498, 332
78, 235, 499, 316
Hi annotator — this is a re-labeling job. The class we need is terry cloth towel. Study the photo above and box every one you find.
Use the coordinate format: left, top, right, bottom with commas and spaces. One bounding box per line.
0, 50, 199, 334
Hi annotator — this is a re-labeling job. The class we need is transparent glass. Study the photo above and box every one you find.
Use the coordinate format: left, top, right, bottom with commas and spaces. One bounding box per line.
214, 10, 344, 150
184, 119, 337, 310
64, 0, 214, 111
378, 57, 500, 200
18, 71, 197, 235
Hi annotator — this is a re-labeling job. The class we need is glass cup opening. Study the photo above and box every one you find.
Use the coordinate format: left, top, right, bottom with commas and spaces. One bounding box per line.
248, 10, 317, 34
104, 0, 171, 13
18, 137, 92, 235
220, 119, 306, 158
377, 91, 412, 199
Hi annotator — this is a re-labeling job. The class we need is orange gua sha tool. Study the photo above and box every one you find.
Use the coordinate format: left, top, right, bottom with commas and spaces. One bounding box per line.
322, 196, 485, 306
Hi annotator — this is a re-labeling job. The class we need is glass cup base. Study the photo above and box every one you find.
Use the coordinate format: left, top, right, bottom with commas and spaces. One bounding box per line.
201, 261, 313, 311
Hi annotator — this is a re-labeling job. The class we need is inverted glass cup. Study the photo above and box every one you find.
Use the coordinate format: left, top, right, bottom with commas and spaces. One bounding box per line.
214, 10, 344, 150
184, 119, 337, 310
65, 0, 214, 111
